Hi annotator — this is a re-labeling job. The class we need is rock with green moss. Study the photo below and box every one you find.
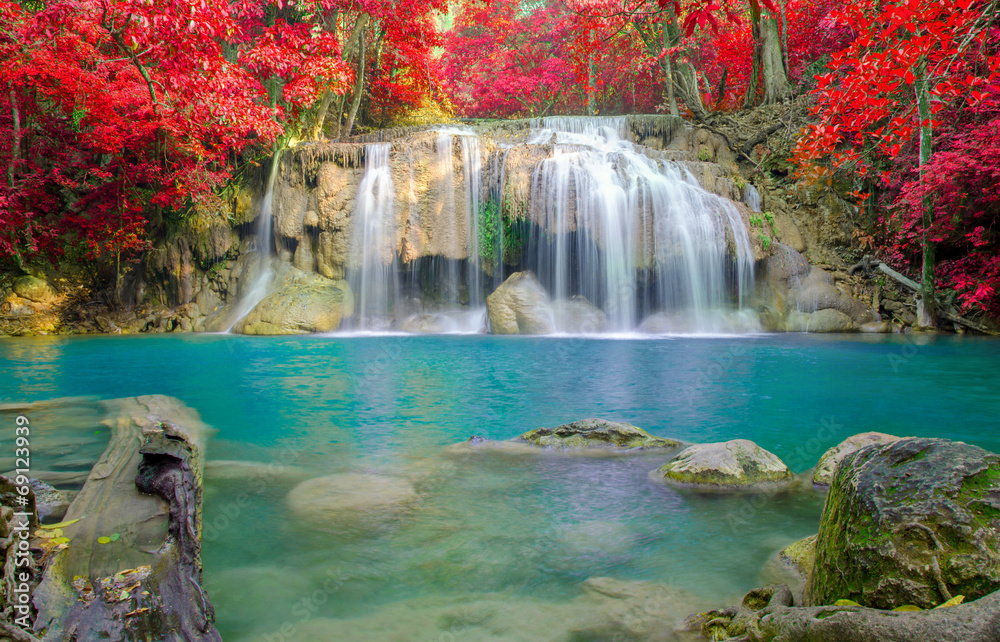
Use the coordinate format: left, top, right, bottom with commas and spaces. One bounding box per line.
13, 275, 57, 303
657, 439, 793, 488
812, 432, 902, 486
806, 438, 1000, 609
780, 534, 817, 578
515, 419, 681, 451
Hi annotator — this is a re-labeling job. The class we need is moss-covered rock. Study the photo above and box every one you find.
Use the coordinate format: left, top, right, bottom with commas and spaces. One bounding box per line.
515, 419, 681, 451
657, 439, 793, 488
780, 534, 817, 577
12, 275, 57, 303
806, 438, 1000, 609
812, 432, 902, 486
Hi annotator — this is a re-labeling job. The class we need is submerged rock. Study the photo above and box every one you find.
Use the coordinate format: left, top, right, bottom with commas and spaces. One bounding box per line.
812, 432, 902, 486
657, 439, 793, 488
516, 418, 681, 451
806, 438, 1000, 609
485, 271, 554, 335
233, 271, 354, 335
287, 473, 417, 529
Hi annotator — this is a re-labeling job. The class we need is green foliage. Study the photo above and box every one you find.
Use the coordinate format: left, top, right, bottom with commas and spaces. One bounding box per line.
749, 210, 778, 252
479, 199, 526, 268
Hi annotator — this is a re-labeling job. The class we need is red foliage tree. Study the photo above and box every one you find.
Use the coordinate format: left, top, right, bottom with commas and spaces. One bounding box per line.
793, 0, 1000, 321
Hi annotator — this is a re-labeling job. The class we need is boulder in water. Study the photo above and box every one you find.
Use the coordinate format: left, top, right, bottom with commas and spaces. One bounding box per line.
516, 418, 681, 451
485, 271, 554, 335
806, 438, 1000, 609
785, 309, 857, 332
233, 270, 354, 335
657, 439, 793, 488
287, 473, 417, 529
812, 432, 902, 486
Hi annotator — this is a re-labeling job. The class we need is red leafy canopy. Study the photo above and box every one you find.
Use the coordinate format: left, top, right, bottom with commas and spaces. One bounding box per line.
793, 0, 1000, 315
0, 0, 354, 265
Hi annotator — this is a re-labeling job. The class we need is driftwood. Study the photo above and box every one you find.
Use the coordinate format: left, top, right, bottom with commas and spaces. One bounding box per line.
31, 395, 220, 641
846, 257, 998, 335
748, 589, 1000, 641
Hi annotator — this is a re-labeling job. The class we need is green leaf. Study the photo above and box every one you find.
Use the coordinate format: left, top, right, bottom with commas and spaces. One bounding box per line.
892, 605, 923, 612
833, 599, 861, 607
109, 533, 121, 542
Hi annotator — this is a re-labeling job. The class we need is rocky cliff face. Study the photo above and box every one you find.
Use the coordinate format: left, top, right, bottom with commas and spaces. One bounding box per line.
1, 115, 886, 336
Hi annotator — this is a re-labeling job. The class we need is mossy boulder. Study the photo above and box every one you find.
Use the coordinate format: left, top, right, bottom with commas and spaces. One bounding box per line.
13, 275, 57, 303
657, 439, 793, 488
515, 419, 681, 451
806, 438, 1000, 609
812, 432, 902, 486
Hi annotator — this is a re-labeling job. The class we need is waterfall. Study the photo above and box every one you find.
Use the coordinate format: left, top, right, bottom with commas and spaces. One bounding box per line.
526, 116, 755, 333
348, 143, 398, 330
460, 134, 483, 307
743, 183, 762, 212
225, 150, 282, 332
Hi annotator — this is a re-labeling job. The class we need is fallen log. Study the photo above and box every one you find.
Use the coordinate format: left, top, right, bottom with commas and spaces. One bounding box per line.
31, 395, 221, 641
874, 263, 998, 335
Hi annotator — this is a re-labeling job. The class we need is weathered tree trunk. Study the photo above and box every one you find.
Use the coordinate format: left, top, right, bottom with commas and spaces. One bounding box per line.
760, 9, 794, 104
744, 1, 763, 107
661, 25, 679, 117
32, 396, 220, 641
305, 13, 368, 141
342, 29, 366, 139
915, 64, 937, 329
663, 14, 706, 119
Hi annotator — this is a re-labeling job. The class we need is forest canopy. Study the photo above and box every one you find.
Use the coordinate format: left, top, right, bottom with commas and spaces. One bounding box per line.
1, 0, 998, 316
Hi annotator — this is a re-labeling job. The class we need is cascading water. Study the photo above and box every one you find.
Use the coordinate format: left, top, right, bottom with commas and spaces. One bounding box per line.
525, 116, 755, 333
225, 150, 282, 332
460, 134, 484, 307
348, 143, 398, 331
743, 183, 762, 213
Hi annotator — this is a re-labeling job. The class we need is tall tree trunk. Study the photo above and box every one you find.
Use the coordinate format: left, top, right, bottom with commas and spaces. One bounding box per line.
779, 0, 789, 75
306, 13, 369, 140
342, 29, 366, 139
8, 88, 19, 188
744, 0, 763, 107
664, 13, 706, 119
760, 9, 794, 103
915, 64, 937, 328
661, 21, 678, 117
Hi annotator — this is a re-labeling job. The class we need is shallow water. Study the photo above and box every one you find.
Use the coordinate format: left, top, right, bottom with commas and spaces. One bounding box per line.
2, 333, 1000, 640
